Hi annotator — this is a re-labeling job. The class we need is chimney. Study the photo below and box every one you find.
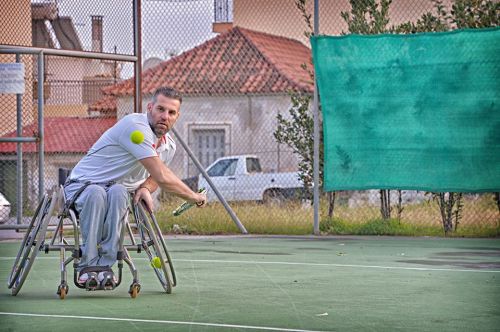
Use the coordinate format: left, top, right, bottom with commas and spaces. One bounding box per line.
91, 15, 103, 52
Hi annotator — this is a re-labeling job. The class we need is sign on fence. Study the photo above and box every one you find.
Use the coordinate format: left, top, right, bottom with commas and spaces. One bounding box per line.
0, 63, 25, 94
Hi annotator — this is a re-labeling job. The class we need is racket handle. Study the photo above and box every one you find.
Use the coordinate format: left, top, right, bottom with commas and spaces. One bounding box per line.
173, 188, 206, 216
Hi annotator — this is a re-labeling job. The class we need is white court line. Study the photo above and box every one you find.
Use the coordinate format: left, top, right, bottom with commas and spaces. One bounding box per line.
1, 256, 499, 273
178, 259, 500, 273
0, 312, 330, 332
176, 259, 500, 273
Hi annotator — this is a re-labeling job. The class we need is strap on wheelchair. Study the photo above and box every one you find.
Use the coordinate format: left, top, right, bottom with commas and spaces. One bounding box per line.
64, 180, 91, 212
63, 179, 116, 212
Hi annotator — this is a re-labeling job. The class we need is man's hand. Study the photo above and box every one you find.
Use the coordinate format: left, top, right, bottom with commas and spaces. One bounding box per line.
134, 187, 154, 212
140, 156, 208, 203
194, 191, 207, 208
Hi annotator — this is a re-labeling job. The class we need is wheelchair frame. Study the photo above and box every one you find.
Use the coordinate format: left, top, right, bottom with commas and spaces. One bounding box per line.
8, 187, 176, 299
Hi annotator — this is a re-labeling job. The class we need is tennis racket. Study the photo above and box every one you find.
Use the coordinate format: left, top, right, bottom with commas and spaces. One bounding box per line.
172, 188, 207, 216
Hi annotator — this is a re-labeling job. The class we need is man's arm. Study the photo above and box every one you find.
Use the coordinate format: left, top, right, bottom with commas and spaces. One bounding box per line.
139, 156, 205, 204
138, 176, 158, 193
134, 176, 158, 211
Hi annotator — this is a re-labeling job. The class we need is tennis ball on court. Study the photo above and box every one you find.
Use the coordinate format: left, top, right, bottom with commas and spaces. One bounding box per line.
130, 130, 144, 144
151, 256, 162, 268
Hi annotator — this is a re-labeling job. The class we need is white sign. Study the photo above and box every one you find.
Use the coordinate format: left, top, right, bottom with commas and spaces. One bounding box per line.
0, 63, 25, 94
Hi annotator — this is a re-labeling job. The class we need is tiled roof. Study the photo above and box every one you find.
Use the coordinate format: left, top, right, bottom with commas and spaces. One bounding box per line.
103, 27, 313, 97
0, 117, 116, 154
88, 95, 117, 114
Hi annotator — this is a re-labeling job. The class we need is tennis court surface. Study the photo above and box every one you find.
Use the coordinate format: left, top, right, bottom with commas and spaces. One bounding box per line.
0, 235, 499, 331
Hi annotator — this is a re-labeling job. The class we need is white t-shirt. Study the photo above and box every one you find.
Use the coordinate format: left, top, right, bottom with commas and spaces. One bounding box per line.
69, 113, 176, 191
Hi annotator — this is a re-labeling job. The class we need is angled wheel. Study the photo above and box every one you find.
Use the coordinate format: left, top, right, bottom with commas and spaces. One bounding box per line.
57, 283, 68, 300
134, 202, 176, 294
9, 192, 57, 295
263, 189, 286, 205
129, 283, 141, 298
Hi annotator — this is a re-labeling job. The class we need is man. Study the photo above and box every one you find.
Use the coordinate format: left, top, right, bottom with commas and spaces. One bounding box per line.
64, 87, 206, 288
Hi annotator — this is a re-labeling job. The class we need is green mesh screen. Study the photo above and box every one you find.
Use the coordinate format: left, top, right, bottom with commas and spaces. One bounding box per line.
311, 28, 500, 192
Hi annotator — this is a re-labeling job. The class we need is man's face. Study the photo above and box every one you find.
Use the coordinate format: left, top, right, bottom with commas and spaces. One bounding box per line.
147, 94, 181, 138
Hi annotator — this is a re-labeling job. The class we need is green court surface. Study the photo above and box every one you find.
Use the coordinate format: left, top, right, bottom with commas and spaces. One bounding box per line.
0, 236, 499, 332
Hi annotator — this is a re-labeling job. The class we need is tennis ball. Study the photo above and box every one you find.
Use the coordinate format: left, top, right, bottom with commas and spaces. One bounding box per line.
130, 130, 144, 144
151, 256, 162, 268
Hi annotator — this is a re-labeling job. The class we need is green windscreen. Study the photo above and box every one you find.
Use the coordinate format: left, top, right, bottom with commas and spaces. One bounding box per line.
311, 28, 500, 192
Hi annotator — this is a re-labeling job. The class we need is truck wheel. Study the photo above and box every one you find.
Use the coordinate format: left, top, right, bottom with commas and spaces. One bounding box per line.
263, 189, 284, 205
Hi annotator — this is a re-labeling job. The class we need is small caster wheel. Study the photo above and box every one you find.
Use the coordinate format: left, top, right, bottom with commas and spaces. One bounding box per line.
57, 284, 69, 300
129, 283, 141, 299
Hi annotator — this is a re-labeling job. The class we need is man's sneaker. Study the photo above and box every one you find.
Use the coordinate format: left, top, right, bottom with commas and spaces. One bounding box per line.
98, 271, 117, 290
78, 272, 98, 290
78, 273, 89, 284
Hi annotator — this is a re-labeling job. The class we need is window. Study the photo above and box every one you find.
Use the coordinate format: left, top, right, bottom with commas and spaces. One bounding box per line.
193, 129, 225, 169
246, 157, 261, 173
207, 158, 238, 177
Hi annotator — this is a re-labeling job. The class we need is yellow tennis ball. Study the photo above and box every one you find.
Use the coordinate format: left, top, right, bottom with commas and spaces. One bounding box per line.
130, 130, 144, 144
151, 256, 162, 268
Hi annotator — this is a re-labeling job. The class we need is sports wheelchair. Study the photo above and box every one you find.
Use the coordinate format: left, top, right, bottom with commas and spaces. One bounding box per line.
8, 186, 176, 299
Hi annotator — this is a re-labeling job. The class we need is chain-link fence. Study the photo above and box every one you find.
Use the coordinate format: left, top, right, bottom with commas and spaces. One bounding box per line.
1, 0, 498, 235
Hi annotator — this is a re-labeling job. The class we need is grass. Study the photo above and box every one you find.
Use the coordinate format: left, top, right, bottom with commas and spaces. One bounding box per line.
156, 200, 314, 235
154, 194, 499, 237
319, 218, 500, 237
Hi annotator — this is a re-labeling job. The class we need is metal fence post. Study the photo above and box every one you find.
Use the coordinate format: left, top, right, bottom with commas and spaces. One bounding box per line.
37, 50, 44, 200
313, 0, 320, 235
133, 0, 142, 113
16, 53, 23, 227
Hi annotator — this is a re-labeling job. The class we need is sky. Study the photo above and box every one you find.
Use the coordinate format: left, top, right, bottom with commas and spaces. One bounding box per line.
56, 0, 226, 77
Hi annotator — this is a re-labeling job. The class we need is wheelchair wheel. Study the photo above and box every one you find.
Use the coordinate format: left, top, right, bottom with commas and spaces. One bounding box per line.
129, 282, 140, 298
134, 202, 176, 294
9, 192, 57, 295
57, 283, 68, 300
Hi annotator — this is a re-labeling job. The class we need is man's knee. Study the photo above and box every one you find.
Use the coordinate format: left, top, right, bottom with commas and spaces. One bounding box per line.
83, 185, 107, 205
107, 184, 128, 206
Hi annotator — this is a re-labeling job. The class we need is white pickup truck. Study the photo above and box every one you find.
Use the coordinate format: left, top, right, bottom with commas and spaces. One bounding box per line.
198, 155, 305, 203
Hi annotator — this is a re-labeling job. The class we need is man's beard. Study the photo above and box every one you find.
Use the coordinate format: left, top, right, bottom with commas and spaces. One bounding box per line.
152, 123, 168, 137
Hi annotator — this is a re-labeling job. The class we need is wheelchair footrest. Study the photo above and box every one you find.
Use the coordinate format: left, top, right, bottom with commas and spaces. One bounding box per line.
79, 266, 117, 291
100, 271, 117, 291
84, 273, 99, 291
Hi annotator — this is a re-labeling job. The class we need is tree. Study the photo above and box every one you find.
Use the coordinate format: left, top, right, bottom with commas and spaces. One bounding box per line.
274, 0, 336, 217
275, 92, 319, 191
393, 0, 499, 33
340, 0, 392, 35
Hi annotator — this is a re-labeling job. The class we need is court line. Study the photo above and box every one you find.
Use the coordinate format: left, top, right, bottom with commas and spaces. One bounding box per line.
176, 259, 500, 273
0, 312, 331, 332
1, 256, 499, 273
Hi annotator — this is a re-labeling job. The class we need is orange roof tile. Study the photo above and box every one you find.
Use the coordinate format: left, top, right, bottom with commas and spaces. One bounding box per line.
103, 27, 313, 97
88, 95, 117, 113
0, 117, 116, 154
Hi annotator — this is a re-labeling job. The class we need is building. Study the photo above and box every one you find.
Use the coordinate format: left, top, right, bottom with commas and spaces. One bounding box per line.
103, 26, 313, 178
0, 0, 119, 209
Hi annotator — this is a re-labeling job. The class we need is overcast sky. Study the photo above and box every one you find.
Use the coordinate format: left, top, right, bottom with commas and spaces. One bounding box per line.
57, 0, 223, 77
